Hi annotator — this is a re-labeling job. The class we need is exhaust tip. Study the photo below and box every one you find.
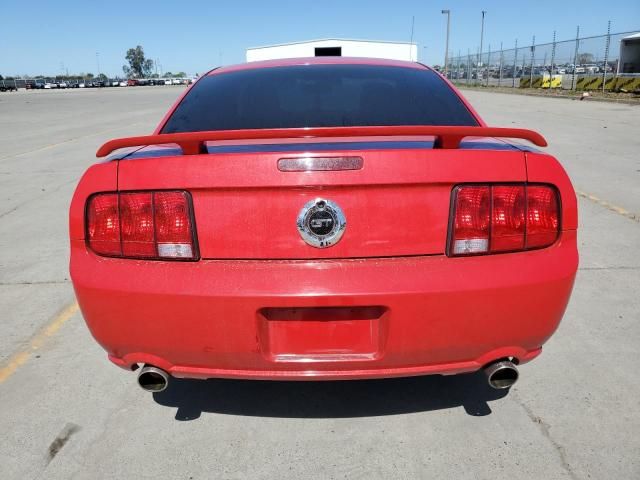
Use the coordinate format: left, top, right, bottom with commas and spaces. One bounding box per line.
137, 365, 169, 393
484, 360, 519, 390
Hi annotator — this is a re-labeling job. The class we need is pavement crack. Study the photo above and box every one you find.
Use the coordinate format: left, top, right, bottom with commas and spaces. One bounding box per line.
0, 178, 76, 219
511, 391, 580, 480
578, 266, 640, 271
0, 280, 70, 286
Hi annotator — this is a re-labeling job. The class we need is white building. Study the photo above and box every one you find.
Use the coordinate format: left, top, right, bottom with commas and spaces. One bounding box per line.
246, 39, 418, 63
618, 33, 640, 74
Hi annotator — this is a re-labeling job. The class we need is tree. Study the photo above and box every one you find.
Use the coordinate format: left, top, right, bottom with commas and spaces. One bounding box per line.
175, 71, 186, 78
577, 53, 594, 65
0, 74, 3, 80
123, 46, 154, 78
164, 72, 173, 78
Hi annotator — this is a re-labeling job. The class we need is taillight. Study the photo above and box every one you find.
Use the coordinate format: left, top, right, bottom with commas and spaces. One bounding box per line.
86, 191, 197, 260
526, 186, 560, 248
450, 186, 490, 255
86, 193, 121, 256
449, 184, 559, 256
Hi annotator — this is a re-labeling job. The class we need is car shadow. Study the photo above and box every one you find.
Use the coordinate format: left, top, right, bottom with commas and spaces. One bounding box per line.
152, 372, 509, 421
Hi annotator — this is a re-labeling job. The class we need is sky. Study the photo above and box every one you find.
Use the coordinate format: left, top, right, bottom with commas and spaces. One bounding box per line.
1, 0, 638, 77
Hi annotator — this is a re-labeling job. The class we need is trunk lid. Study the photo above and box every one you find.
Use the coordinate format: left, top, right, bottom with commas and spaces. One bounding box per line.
117, 138, 526, 259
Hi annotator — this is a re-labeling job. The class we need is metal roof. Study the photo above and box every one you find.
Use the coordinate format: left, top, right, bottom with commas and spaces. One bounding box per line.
247, 38, 417, 50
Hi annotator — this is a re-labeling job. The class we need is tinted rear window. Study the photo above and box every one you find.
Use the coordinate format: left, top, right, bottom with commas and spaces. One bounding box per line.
162, 64, 478, 133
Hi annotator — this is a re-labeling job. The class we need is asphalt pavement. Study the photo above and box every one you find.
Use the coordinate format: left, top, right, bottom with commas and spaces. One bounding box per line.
0, 86, 638, 479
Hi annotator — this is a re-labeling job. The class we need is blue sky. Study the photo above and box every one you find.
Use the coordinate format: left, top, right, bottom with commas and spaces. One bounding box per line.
1, 0, 638, 76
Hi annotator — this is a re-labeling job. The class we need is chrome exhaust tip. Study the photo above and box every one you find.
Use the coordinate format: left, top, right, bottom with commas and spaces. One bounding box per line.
137, 365, 169, 392
484, 360, 519, 390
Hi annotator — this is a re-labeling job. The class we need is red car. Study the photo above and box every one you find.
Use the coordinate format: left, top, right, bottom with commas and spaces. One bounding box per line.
70, 57, 578, 393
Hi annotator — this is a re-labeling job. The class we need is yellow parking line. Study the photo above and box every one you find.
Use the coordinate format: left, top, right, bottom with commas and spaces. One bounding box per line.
576, 190, 638, 223
0, 302, 79, 384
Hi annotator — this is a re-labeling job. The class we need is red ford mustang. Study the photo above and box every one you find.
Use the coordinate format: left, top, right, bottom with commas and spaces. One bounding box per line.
69, 57, 578, 393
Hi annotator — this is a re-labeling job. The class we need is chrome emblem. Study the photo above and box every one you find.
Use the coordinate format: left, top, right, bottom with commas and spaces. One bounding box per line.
297, 198, 346, 248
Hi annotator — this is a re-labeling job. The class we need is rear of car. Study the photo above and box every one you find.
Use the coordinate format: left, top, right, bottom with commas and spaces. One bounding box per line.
70, 59, 578, 390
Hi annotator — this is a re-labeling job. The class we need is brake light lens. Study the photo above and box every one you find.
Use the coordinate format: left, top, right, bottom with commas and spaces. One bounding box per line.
450, 184, 559, 256
154, 191, 195, 258
120, 192, 155, 257
86, 191, 197, 260
526, 185, 560, 248
86, 193, 120, 256
491, 185, 526, 252
451, 186, 490, 255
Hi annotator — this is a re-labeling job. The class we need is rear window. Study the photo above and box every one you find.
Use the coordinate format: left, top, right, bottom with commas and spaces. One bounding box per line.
162, 64, 479, 133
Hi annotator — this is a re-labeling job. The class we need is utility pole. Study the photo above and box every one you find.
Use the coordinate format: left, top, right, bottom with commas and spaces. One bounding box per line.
479, 10, 486, 67
409, 16, 415, 61
441, 10, 451, 77
571, 26, 580, 90
602, 20, 611, 93
96, 52, 100, 78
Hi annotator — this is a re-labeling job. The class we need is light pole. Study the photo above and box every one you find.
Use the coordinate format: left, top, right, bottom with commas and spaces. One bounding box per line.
96, 52, 100, 78
441, 10, 450, 77
479, 10, 486, 83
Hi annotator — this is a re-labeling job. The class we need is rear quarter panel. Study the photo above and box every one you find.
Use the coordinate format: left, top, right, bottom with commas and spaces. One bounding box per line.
526, 151, 578, 231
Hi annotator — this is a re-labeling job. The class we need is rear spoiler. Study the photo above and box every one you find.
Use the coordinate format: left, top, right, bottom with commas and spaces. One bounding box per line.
96, 125, 547, 158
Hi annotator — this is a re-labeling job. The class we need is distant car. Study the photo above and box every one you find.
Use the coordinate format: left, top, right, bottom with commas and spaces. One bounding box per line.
119, 81, 128, 87
58, 81, 68, 89
164, 79, 172, 85
44, 82, 56, 89
127, 79, 138, 86
0, 83, 18, 92
171, 78, 183, 85
71, 57, 578, 394
79, 82, 86, 88
111, 81, 120, 87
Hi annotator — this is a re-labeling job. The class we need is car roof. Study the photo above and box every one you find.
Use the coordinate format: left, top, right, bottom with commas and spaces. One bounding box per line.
208, 57, 429, 76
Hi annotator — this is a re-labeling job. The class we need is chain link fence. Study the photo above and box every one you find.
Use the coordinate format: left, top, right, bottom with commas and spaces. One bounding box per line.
446, 26, 640, 92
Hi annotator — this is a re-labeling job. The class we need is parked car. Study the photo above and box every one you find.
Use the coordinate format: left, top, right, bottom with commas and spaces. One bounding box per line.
164, 79, 172, 85
119, 81, 128, 87
70, 57, 578, 393
0, 82, 18, 92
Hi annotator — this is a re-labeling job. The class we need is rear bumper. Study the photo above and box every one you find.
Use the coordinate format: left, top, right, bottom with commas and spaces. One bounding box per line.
71, 231, 578, 380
